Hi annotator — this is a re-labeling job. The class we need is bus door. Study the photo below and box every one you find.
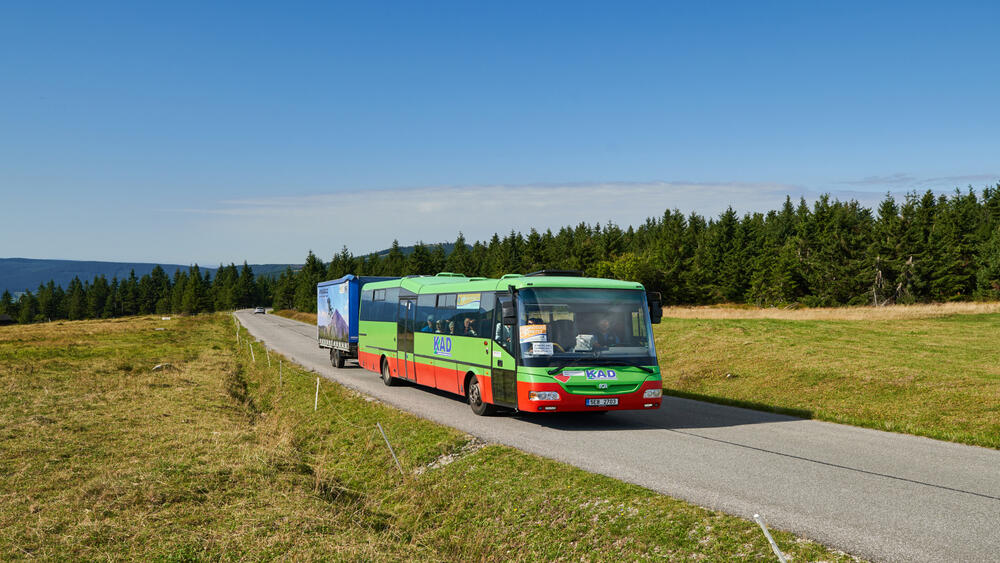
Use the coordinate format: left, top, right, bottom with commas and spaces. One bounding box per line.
396, 297, 416, 382
490, 295, 518, 408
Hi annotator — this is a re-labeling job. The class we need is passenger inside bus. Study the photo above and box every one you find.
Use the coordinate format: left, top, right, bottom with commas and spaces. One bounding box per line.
420, 316, 434, 332
494, 322, 512, 349
462, 317, 477, 336
593, 318, 619, 349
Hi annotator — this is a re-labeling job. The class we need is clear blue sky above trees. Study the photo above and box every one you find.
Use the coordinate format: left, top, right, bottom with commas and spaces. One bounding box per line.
2, 1, 998, 263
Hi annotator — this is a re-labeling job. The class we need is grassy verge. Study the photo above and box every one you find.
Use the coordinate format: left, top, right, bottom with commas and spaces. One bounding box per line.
0, 314, 857, 561
271, 309, 317, 324
656, 304, 1000, 449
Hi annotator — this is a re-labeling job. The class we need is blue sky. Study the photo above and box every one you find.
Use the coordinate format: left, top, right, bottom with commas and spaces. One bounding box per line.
2, 1, 998, 264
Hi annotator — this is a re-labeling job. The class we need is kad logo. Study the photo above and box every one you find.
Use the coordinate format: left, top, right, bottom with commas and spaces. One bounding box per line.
433, 336, 452, 357
585, 369, 617, 380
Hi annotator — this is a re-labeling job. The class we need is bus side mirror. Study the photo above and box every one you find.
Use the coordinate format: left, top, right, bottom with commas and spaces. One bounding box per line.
647, 291, 662, 324
501, 301, 517, 325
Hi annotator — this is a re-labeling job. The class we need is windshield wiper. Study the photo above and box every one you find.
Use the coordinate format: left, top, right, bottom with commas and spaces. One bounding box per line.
546, 357, 589, 375
618, 359, 655, 374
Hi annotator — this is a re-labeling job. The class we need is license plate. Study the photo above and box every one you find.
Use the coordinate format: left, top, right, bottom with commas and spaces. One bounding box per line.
586, 398, 619, 407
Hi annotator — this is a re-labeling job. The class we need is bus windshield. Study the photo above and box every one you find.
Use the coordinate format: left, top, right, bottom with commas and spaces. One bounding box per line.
515, 287, 656, 367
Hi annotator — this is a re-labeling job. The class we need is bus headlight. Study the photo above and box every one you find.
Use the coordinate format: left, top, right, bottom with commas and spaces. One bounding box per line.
643, 389, 662, 398
529, 391, 560, 401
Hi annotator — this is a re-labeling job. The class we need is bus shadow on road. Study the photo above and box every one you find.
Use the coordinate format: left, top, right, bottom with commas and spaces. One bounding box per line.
404, 383, 812, 432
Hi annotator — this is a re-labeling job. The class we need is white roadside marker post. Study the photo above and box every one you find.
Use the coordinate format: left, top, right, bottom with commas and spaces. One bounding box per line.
266, 347, 271, 367
753, 514, 787, 563
249, 342, 255, 363
376, 422, 403, 475
314, 377, 319, 411
279, 361, 283, 387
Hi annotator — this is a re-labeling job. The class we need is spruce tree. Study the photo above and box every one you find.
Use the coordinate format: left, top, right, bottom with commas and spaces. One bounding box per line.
36, 281, 57, 321
405, 242, 433, 275
236, 262, 256, 308
18, 292, 38, 324
121, 270, 139, 315
445, 233, 473, 275
0, 290, 13, 317
294, 251, 325, 311
65, 277, 86, 320
171, 270, 188, 313
522, 229, 545, 273
149, 266, 172, 314
328, 246, 356, 280
383, 241, 405, 276
469, 242, 488, 277
975, 226, 1000, 300
87, 276, 110, 319
104, 278, 121, 318
272, 267, 297, 310
429, 244, 447, 274
485, 233, 504, 276
867, 194, 903, 304
182, 265, 206, 314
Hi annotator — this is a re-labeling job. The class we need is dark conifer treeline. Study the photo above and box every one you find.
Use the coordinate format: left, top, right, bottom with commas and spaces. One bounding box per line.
1, 263, 274, 324
6, 187, 1000, 325
271, 187, 1000, 309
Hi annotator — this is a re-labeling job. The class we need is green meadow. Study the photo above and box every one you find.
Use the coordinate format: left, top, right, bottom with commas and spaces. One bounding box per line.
656, 304, 1000, 449
0, 314, 854, 561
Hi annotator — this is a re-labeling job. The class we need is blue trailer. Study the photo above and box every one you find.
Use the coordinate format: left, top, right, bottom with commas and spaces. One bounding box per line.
317, 275, 398, 368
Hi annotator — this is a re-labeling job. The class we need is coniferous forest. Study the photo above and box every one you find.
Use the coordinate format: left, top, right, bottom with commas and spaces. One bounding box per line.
5, 187, 1000, 325
1, 263, 274, 325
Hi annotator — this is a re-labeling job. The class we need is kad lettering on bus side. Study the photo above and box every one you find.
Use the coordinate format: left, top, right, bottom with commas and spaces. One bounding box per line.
585, 369, 617, 380
433, 336, 452, 357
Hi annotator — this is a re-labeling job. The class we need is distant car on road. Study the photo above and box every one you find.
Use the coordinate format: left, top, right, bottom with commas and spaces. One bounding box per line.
254, 307, 265, 314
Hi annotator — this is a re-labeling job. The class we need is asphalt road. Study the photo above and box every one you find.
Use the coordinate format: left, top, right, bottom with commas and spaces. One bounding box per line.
236, 310, 1000, 563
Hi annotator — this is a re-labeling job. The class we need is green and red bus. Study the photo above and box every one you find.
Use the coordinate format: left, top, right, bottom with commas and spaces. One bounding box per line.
356, 271, 663, 415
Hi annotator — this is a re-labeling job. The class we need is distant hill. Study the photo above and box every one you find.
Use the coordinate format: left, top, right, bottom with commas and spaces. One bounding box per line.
0, 258, 296, 294
373, 242, 454, 257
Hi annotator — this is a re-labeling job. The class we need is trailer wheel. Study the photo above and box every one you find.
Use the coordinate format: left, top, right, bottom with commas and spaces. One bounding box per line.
467, 375, 496, 416
381, 357, 397, 387
330, 349, 345, 369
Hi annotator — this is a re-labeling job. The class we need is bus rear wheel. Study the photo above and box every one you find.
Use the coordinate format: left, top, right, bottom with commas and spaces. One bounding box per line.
381, 358, 397, 387
467, 375, 496, 416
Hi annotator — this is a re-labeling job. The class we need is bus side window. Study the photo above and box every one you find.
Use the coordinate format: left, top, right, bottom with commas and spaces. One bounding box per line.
492, 295, 516, 355
478, 292, 495, 340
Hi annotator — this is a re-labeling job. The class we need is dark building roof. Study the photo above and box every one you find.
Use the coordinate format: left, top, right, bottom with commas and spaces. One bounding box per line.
0, 314, 14, 325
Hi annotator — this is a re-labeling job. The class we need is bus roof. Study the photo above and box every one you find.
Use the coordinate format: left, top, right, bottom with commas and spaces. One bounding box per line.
359, 273, 645, 294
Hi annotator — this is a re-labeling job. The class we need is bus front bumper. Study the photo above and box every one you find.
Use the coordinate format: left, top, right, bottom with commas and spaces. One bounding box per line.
516, 380, 662, 412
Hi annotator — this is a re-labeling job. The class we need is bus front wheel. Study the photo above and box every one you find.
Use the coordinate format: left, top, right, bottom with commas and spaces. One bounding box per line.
381, 358, 397, 387
467, 375, 497, 416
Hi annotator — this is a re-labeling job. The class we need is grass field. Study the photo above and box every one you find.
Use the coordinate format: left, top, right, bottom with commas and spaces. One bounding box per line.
0, 314, 855, 561
656, 304, 1000, 449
